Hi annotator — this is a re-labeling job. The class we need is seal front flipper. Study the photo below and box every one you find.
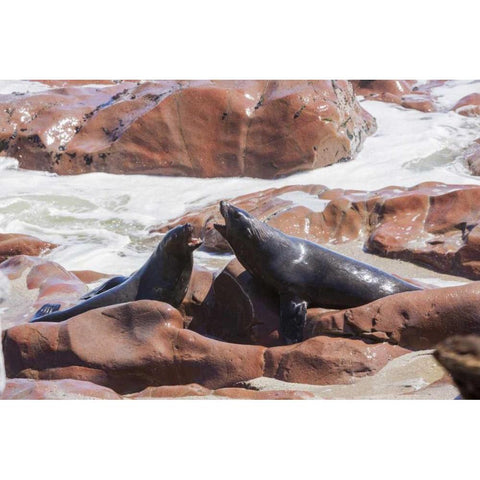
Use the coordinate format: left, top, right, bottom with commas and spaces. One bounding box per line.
32, 303, 61, 320
279, 295, 307, 345
80, 275, 129, 300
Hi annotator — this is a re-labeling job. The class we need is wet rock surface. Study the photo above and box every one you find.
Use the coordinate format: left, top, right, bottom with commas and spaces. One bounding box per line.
350, 80, 437, 112
154, 182, 480, 279
305, 282, 480, 350
0, 80, 376, 179
1, 377, 122, 400
2, 299, 409, 393
243, 350, 458, 399
451, 93, 480, 117
3, 179, 480, 399
0, 350, 458, 400
263, 336, 408, 385
0, 233, 57, 263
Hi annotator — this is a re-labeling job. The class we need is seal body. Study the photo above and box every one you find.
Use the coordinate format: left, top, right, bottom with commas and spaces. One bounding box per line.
214, 201, 422, 344
31, 224, 202, 323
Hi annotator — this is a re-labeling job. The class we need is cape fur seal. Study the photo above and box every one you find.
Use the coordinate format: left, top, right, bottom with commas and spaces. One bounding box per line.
31, 224, 202, 323
214, 201, 422, 344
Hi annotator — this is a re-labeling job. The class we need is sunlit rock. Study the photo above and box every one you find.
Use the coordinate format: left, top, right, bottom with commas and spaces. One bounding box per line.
0, 80, 376, 178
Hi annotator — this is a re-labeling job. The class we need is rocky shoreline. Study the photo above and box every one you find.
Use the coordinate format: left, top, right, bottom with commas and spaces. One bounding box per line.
2, 80, 480, 399
5, 179, 480, 399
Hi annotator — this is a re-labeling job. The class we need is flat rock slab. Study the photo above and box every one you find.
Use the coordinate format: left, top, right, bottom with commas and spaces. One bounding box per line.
239, 350, 459, 399
1, 378, 122, 400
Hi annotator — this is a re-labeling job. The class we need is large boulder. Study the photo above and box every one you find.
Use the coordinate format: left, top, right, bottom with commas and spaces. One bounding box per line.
306, 282, 480, 350
2, 300, 266, 394
0, 80, 376, 178
2, 299, 410, 392
153, 182, 480, 279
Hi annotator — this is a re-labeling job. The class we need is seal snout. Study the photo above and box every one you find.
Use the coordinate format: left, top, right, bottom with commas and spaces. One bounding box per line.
184, 223, 203, 250
214, 201, 230, 238
219, 200, 230, 218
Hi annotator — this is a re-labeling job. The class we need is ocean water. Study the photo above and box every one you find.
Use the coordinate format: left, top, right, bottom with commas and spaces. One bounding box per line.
1, 80, 480, 278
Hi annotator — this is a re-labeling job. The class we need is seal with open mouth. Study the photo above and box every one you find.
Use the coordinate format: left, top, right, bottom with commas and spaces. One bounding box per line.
31, 224, 203, 323
214, 201, 422, 344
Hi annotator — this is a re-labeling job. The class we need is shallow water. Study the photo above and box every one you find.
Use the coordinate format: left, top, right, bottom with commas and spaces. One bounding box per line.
1, 80, 480, 278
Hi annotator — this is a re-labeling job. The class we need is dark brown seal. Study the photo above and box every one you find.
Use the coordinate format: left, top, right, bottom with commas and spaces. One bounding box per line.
30, 224, 202, 323
214, 201, 421, 344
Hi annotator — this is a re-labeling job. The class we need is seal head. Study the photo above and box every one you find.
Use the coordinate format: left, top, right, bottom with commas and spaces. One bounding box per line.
214, 201, 275, 281
163, 223, 203, 255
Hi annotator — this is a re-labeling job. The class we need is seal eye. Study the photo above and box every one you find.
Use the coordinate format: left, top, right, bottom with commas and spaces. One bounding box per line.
233, 210, 241, 220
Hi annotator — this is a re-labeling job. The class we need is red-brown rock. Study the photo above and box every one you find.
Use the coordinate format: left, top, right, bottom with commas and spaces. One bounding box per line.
0, 255, 88, 328
154, 182, 480, 279
151, 184, 357, 252
0, 377, 122, 400
125, 384, 314, 399
178, 266, 215, 327
352, 80, 416, 97
452, 93, 480, 116
188, 259, 282, 347
0, 233, 57, 263
306, 282, 480, 350
125, 384, 212, 399
350, 80, 436, 112
3, 299, 415, 392
213, 388, 314, 399
3, 300, 266, 394
264, 336, 408, 385
70, 270, 112, 284
0, 80, 376, 178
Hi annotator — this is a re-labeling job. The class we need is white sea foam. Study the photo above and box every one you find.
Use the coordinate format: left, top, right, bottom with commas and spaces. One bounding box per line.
277, 191, 331, 211
0, 80, 51, 95
430, 80, 480, 111
414, 278, 469, 288
1, 80, 480, 276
